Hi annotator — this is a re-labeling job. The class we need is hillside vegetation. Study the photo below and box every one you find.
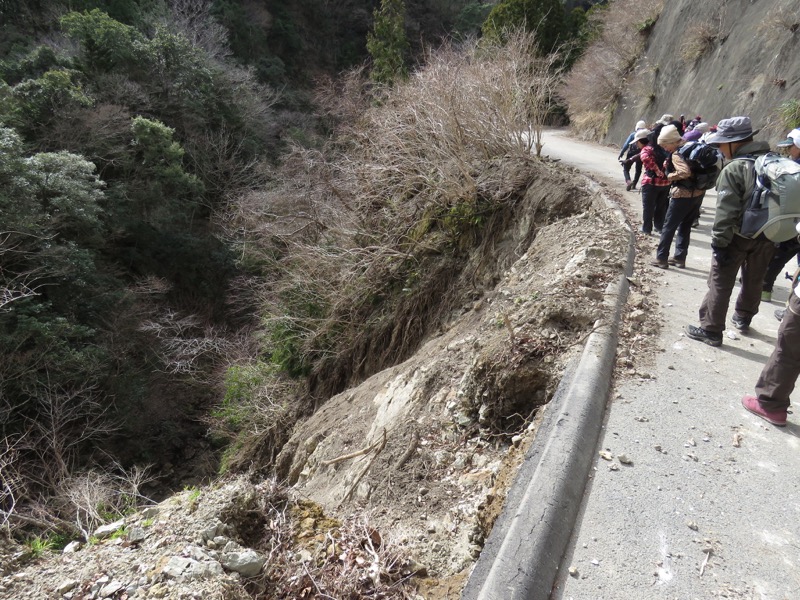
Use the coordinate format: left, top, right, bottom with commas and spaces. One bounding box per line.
0, 0, 600, 555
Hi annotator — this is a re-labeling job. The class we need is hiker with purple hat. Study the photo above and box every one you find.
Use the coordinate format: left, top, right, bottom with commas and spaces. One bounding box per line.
685, 116, 776, 347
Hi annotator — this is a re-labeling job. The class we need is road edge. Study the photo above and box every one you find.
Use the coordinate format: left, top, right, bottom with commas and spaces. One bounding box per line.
461, 178, 635, 600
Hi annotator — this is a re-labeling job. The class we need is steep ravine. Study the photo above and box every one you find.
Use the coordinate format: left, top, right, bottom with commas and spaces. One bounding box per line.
1, 158, 634, 599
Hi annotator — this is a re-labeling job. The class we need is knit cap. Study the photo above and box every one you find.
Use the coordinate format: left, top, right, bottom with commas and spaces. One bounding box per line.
657, 124, 682, 145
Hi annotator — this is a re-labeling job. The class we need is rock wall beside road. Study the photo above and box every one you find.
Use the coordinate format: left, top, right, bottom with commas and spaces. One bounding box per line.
607, 0, 800, 146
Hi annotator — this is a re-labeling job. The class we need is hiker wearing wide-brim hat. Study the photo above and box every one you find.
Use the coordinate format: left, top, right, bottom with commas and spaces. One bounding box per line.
685, 116, 775, 347
703, 116, 760, 146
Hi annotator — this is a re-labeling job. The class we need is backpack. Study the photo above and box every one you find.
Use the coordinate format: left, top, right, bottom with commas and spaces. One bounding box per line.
739, 153, 800, 242
674, 141, 723, 190
644, 129, 669, 176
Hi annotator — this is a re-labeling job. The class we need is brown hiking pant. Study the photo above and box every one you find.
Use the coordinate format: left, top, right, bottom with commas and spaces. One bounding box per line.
756, 291, 800, 410
698, 235, 775, 333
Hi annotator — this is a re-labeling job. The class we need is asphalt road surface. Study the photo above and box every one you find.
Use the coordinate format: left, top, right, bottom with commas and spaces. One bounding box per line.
541, 129, 800, 600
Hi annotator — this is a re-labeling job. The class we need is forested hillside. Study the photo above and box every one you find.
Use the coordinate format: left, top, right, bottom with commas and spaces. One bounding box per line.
0, 0, 598, 547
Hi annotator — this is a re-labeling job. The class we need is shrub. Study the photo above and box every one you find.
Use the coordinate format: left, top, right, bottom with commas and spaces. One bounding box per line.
680, 23, 718, 63
367, 0, 409, 85
562, 0, 664, 140
757, 4, 800, 34
778, 99, 800, 130
224, 31, 553, 407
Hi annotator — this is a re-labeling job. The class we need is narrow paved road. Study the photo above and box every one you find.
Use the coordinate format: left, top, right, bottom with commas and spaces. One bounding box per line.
541, 129, 800, 600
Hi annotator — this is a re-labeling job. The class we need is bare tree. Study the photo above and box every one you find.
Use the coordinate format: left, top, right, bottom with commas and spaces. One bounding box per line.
0, 436, 24, 531
0, 231, 49, 311
167, 0, 231, 63
21, 382, 116, 490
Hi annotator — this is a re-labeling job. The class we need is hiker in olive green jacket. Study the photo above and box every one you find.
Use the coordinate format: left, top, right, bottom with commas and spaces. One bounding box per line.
685, 116, 775, 346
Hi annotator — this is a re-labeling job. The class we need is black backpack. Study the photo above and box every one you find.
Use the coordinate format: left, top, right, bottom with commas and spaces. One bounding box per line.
644, 129, 670, 176
674, 142, 723, 191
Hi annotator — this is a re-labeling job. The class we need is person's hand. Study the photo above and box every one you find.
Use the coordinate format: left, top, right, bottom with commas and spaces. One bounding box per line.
711, 244, 732, 267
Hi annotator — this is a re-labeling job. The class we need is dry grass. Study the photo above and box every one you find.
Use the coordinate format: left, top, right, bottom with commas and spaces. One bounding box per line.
757, 3, 800, 35
680, 23, 719, 63
221, 32, 556, 406
562, 0, 665, 139
225, 480, 421, 599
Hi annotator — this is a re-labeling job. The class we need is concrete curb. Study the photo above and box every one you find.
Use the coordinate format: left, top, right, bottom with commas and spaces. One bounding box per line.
462, 181, 635, 600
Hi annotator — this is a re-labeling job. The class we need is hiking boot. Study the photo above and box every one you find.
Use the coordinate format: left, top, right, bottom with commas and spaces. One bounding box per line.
731, 314, 751, 332
668, 257, 686, 268
685, 324, 722, 347
650, 259, 669, 269
761, 290, 772, 302
775, 308, 786, 321
741, 395, 787, 427
625, 181, 633, 191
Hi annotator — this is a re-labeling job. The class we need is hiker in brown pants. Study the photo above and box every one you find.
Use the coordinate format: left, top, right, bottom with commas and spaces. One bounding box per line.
685, 116, 775, 346
741, 288, 800, 426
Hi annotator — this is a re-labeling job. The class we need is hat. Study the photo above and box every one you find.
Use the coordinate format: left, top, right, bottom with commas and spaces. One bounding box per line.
657, 124, 682, 145
694, 122, 710, 134
776, 128, 800, 149
657, 114, 674, 125
704, 116, 759, 144
635, 120, 647, 130
633, 128, 651, 142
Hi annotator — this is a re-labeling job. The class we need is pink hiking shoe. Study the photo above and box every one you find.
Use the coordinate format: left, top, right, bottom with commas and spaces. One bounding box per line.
741, 395, 787, 427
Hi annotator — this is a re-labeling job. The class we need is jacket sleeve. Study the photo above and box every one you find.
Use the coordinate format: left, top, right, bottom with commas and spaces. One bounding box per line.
640, 146, 664, 176
619, 133, 634, 158
667, 152, 692, 183
712, 160, 750, 248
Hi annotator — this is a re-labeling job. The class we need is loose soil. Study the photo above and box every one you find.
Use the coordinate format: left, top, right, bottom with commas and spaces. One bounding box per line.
1, 158, 661, 600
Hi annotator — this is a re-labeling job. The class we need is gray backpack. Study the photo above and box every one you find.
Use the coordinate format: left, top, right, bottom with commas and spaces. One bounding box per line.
739, 153, 800, 242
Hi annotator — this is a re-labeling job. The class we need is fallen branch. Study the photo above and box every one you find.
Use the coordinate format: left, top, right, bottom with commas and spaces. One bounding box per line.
699, 548, 712, 576
322, 434, 387, 467
394, 430, 419, 469
340, 430, 387, 505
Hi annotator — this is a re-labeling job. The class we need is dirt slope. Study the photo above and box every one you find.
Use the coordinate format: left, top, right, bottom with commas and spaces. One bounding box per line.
273, 160, 632, 595
1, 157, 633, 599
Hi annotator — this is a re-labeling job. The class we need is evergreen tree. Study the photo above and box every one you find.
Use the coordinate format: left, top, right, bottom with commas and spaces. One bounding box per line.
367, 0, 409, 85
482, 0, 568, 54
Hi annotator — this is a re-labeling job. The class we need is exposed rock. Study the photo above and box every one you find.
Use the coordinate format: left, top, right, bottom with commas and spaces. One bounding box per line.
220, 549, 266, 577
94, 519, 125, 539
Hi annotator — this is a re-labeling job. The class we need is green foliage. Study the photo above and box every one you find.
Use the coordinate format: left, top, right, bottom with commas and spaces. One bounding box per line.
2, 69, 92, 134
25, 535, 55, 558
184, 485, 201, 511
217, 362, 275, 429
0, 45, 69, 84
61, 9, 145, 72
124, 116, 203, 227
482, 0, 568, 54
269, 319, 313, 378
108, 525, 128, 540
367, 0, 410, 85
637, 16, 659, 34
778, 100, 800, 130
453, 3, 493, 38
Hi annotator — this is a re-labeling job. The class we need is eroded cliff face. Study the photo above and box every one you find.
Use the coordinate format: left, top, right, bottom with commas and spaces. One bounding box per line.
607, 0, 800, 145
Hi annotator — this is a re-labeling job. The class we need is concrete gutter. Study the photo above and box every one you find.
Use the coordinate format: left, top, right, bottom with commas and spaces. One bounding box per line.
462, 179, 635, 600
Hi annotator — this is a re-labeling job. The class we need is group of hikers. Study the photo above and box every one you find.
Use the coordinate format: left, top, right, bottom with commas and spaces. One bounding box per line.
617, 114, 800, 427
